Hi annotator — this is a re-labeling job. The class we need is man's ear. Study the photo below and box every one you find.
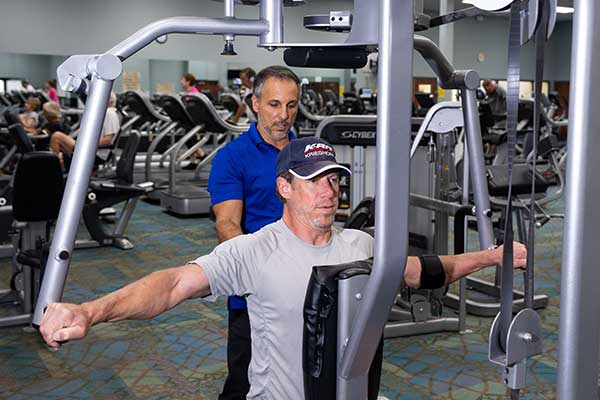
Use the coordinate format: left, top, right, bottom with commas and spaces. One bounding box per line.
251, 95, 259, 113
277, 176, 293, 200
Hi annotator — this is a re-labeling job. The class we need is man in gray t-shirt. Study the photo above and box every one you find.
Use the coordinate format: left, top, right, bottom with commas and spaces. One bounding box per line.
482, 80, 507, 116
195, 219, 372, 399
39, 137, 526, 399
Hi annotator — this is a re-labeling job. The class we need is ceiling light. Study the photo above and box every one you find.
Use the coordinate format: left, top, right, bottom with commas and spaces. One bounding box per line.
556, 6, 574, 14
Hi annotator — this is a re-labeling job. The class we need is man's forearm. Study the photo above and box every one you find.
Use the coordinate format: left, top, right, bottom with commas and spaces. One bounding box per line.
439, 249, 496, 286
230, 104, 247, 124
81, 268, 188, 326
215, 219, 244, 242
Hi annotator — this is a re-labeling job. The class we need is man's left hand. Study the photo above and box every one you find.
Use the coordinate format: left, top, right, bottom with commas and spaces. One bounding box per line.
492, 242, 527, 269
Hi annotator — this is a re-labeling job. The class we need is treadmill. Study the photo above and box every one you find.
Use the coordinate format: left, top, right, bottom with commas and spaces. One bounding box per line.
159, 93, 248, 215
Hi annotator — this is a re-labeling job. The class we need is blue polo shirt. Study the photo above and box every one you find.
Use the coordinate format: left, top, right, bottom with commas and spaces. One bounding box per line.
208, 122, 295, 309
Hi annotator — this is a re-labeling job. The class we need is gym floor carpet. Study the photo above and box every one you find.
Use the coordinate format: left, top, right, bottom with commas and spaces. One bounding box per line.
0, 197, 561, 399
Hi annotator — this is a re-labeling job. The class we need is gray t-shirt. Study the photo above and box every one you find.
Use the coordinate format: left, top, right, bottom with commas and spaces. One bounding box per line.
487, 85, 507, 116
192, 219, 373, 399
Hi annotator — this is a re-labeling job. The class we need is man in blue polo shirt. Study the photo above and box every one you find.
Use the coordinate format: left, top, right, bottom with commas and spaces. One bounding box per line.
207, 65, 300, 400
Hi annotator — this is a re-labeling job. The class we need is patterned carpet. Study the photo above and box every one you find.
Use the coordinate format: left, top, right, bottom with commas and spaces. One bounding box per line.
0, 194, 564, 399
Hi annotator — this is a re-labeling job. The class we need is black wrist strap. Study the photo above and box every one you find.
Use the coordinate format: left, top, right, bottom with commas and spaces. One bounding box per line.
418, 255, 446, 289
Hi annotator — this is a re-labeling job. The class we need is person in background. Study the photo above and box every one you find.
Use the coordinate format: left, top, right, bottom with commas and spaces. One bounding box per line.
180, 73, 200, 94
208, 65, 298, 399
49, 92, 119, 168
179, 72, 208, 169
482, 79, 507, 116
44, 80, 59, 103
40, 101, 70, 137
21, 80, 35, 92
229, 67, 256, 124
19, 96, 41, 133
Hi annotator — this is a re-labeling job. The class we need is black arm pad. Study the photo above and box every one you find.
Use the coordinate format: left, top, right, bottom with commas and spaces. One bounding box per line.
418, 255, 446, 289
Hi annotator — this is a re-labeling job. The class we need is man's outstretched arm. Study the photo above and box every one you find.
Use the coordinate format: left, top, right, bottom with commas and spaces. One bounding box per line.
402, 242, 527, 289
39, 264, 211, 349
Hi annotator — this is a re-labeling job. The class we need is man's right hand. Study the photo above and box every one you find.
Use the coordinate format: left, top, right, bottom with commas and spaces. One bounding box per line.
39, 302, 92, 349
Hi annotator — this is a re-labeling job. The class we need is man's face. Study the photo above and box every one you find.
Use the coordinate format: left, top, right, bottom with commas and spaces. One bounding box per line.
484, 82, 496, 95
253, 78, 299, 142
284, 171, 339, 232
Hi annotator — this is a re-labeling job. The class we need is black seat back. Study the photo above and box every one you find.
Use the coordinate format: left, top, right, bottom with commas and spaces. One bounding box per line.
182, 94, 227, 133
3, 109, 19, 125
13, 152, 64, 222
159, 94, 196, 131
124, 91, 161, 124
303, 260, 383, 400
344, 197, 375, 229
220, 94, 240, 114
116, 132, 141, 184
487, 164, 549, 197
0, 93, 10, 107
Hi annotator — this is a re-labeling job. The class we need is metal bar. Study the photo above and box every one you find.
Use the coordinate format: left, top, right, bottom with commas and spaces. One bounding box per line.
224, 0, 235, 17
413, 35, 455, 88
409, 193, 464, 215
113, 198, 139, 237
109, 17, 268, 60
460, 126, 470, 333
352, 146, 365, 209
461, 89, 494, 249
259, 0, 283, 46
339, 0, 413, 379
145, 122, 179, 183
558, 0, 600, 398
384, 317, 459, 337
33, 77, 113, 326
337, 275, 370, 399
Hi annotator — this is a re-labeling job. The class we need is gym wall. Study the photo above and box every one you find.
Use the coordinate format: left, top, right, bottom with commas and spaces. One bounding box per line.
0, 0, 572, 91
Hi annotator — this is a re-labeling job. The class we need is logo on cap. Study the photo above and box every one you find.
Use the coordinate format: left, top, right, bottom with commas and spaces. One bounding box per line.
304, 143, 335, 159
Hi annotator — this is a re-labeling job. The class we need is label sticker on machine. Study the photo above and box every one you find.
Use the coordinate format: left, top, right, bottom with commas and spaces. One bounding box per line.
338, 163, 351, 210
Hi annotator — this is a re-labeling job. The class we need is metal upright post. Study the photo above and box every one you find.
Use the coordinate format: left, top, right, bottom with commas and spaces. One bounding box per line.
32, 77, 113, 326
351, 146, 365, 209
558, 0, 600, 398
339, 0, 413, 384
461, 88, 494, 249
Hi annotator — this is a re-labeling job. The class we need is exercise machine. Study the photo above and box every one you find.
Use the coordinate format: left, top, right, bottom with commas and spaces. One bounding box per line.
31, 0, 567, 399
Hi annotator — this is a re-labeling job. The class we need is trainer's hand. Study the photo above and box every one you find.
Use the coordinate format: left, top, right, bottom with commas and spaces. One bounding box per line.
39, 303, 92, 349
492, 242, 527, 270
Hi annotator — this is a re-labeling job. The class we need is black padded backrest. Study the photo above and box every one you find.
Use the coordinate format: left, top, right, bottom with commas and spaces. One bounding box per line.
13, 151, 64, 222
344, 197, 375, 229
220, 94, 240, 113
341, 96, 365, 115
182, 94, 227, 133
3, 109, 19, 125
487, 164, 549, 197
159, 94, 196, 131
0, 93, 10, 107
303, 260, 383, 400
116, 132, 141, 184
124, 91, 160, 124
